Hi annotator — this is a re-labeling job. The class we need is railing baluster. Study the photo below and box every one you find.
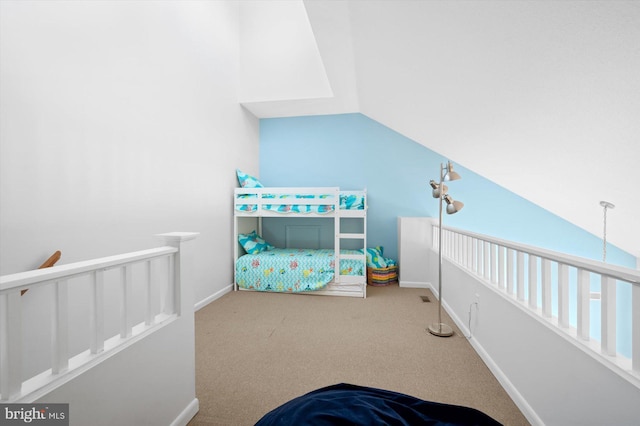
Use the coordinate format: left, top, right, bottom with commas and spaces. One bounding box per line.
463, 236, 468, 268
164, 254, 175, 314
507, 248, 514, 295
577, 268, 590, 340
440, 229, 449, 257
465, 236, 472, 269
450, 232, 454, 260
558, 264, 569, 328
432, 225, 438, 250
442, 230, 448, 257
476, 239, 483, 276
52, 279, 69, 374
529, 255, 538, 309
90, 270, 104, 354
146, 260, 154, 326
442, 230, 448, 258
484, 241, 490, 281
633, 282, 639, 373
461, 235, 467, 267
451, 231, 456, 260
121, 265, 133, 338
471, 238, 478, 274
1, 291, 22, 400
498, 246, 506, 290
517, 251, 525, 302
541, 258, 552, 318
601, 275, 616, 356
490, 244, 497, 285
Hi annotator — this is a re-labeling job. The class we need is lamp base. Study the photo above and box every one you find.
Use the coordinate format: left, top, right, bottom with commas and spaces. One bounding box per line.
428, 322, 454, 337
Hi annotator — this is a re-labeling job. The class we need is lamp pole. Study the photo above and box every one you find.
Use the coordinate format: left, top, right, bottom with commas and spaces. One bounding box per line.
600, 201, 615, 262
428, 162, 455, 337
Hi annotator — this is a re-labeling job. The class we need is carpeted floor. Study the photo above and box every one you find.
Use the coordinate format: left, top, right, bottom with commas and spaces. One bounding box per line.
188, 283, 530, 425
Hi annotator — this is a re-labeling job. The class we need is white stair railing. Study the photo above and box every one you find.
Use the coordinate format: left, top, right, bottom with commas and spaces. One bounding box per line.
0, 232, 198, 402
434, 224, 640, 383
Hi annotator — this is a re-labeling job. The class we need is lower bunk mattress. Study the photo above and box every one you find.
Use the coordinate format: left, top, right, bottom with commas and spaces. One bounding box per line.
235, 248, 364, 293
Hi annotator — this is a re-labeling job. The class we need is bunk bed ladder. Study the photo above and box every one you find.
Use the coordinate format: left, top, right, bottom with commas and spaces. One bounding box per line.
334, 189, 367, 298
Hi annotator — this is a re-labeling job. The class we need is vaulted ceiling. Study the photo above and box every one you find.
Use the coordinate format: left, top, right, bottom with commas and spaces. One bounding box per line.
240, 0, 640, 260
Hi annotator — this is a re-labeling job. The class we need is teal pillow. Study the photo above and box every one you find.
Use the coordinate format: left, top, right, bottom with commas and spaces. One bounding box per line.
359, 246, 387, 268
238, 230, 274, 254
236, 169, 264, 188
340, 194, 365, 210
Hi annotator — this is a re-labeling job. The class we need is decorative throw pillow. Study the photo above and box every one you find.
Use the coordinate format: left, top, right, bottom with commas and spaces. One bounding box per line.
238, 230, 274, 254
340, 194, 365, 210
359, 246, 387, 268
236, 169, 264, 188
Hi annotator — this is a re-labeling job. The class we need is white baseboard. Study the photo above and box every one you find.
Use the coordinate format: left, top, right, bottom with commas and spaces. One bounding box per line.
195, 284, 233, 311
467, 337, 543, 426
171, 398, 199, 426
399, 280, 431, 289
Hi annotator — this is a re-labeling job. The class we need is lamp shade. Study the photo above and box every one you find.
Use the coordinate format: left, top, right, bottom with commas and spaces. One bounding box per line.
444, 161, 462, 181
444, 194, 464, 214
446, 200, 464, 214
429, 180, 438, 198
430, 180, 448, 198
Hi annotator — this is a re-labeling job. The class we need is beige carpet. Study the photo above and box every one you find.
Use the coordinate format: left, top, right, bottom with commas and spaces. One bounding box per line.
189, 283, 530, 425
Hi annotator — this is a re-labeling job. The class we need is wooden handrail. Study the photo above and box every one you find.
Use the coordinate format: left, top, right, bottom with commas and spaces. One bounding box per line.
20, 250, 61, 295
39, 250, 61, 269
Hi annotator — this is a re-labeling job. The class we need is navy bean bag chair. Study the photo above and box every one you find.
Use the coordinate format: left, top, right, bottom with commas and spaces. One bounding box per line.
255, 383, 502, 426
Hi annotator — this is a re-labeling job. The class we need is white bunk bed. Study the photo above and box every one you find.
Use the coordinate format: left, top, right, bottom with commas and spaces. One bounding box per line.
234, 186, 367, 298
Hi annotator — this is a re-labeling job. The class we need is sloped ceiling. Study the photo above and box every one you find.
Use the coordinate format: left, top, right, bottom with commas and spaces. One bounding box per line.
239, 0, 359, 115
240, 0, 639, 260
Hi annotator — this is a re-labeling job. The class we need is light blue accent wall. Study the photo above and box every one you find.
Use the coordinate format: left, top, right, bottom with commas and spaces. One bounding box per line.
259, 113, 636, 356
260, 113, 635, 267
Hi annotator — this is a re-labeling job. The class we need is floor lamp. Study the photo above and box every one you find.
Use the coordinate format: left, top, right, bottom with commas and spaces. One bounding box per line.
599, 200, 615, 262
428, 161, 464, 337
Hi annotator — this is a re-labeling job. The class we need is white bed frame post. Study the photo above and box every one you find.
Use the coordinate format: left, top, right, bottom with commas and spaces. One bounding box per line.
334, 187, 341, 286
362, 194, 367, 297
233, 214, 239, 292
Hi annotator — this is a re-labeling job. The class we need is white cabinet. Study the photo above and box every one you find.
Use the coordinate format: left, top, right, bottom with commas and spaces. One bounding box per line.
397, 217, 433, 288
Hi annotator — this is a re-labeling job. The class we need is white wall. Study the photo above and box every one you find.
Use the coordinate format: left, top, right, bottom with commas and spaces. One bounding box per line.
39, 318, 197, 426
1, 0, 258, 377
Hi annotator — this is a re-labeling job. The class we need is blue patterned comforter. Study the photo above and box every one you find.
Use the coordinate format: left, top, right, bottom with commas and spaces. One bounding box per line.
235, 248, 365, 293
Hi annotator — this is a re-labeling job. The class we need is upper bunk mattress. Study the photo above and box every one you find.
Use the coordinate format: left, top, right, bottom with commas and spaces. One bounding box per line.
236, 248, 365, 293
